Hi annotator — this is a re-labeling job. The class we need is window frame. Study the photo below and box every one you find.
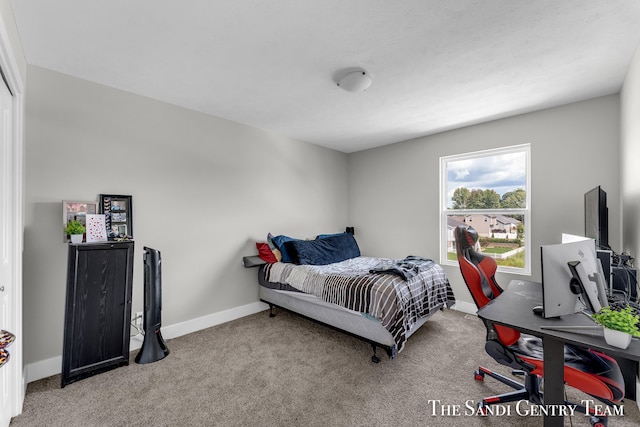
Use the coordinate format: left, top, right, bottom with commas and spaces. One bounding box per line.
439, 144, 531, 275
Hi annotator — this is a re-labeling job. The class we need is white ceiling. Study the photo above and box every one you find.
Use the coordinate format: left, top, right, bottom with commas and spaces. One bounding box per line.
10, 1, 640, 153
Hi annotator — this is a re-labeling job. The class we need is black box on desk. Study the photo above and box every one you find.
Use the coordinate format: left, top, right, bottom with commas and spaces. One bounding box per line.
597, 250, 613, 287
612, 266, 637, 301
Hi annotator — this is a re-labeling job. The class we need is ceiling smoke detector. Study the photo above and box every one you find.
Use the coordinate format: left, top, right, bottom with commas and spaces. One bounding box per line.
336, 69, 372, 93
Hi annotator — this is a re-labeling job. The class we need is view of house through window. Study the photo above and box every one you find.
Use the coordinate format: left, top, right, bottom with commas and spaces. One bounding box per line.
440, 144, 530, 274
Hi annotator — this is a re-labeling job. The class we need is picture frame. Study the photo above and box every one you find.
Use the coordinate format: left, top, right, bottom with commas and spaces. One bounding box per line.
62, 200, 98, 242
99, 194, 133, 240
85, 214, 108, 243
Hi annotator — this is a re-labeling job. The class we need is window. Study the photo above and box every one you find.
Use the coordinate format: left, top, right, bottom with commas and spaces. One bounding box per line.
440, 144, 530, 274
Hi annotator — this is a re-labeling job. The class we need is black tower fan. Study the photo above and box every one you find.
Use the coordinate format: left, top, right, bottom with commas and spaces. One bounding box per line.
135, 247, 169, 364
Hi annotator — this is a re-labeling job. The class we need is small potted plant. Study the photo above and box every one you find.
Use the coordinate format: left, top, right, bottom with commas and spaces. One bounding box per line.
65, 220, 86, 244
592, 305, 640, 349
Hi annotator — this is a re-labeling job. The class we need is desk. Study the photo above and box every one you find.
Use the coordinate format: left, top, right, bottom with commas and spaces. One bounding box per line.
477, 279, 640, 427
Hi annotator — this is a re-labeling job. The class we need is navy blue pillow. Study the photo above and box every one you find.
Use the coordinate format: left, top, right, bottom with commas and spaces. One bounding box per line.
315, 232, 347, 240
270, 234, 300, 263
284, 233, 360, 265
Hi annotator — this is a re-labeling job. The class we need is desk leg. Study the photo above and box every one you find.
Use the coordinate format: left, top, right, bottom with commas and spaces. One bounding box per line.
543, 335, 564, 427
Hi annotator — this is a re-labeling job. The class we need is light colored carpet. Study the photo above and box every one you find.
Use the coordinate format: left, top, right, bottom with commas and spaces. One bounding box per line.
10, 308, 640, 426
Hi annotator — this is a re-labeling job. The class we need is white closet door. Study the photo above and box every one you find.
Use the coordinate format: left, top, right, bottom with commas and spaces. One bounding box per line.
0, 75, 15, 427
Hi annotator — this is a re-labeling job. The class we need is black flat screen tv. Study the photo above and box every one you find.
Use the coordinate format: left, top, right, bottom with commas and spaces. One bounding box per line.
584, 186, 608, 249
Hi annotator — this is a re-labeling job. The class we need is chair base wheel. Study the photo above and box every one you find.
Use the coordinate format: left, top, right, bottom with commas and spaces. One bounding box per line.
371, 355, 380, 363
474, 369, 485, 381
477, 401, 488, 415
590, 415, 607, 427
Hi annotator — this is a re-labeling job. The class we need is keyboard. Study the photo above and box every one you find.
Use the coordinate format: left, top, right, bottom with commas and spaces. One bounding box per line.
607, 298, 640, 316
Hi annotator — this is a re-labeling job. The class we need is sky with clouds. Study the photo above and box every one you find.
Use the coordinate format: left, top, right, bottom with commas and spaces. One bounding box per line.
446, 150, 526, 207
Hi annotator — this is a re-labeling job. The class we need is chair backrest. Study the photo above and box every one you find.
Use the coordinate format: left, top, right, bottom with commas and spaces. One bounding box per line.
455, 225, 520, 346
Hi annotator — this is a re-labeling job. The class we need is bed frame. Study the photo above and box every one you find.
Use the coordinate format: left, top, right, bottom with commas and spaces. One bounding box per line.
243, 255, 439, 362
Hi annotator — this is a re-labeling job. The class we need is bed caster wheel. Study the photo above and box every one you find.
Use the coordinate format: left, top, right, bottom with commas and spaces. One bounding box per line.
371, 355, 380, 363
474, 370, 485, 381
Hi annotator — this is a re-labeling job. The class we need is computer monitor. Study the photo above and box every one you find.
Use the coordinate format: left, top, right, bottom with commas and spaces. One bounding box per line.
562, 233, 590, 244
541, 237, 606, 318
585, 186, 608, 249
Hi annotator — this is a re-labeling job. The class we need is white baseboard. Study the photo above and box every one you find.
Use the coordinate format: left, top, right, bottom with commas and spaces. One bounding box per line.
450, 300, 478, 315
26, 301, 269, 383
160, 301, 268, 340
26, 355, 62, 384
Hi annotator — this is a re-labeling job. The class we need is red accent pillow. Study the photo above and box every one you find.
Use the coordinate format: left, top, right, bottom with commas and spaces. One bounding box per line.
256, 242, 278, 263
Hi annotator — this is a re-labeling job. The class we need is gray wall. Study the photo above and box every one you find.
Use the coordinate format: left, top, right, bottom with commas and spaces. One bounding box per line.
348, 95, 621, 304
22, 65, 630, 367
23, 66, 349, 365
621, 40, 640, 261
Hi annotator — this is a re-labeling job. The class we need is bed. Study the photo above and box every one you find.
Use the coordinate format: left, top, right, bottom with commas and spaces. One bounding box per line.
244, 232, 455, 361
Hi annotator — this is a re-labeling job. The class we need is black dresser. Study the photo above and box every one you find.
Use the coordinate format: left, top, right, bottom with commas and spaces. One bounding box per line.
61, 241, 134, 387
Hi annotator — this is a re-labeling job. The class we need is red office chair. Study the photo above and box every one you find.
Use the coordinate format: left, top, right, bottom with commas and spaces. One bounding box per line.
455, 225, 624, 427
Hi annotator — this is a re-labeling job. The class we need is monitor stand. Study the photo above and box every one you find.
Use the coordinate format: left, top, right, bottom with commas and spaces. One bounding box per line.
567, 261, 601, 314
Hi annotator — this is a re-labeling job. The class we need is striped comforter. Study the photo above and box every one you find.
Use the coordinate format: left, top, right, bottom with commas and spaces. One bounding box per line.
262, 256, 455, 352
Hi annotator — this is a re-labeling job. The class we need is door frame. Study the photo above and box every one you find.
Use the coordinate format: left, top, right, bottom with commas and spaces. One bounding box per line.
0, 9, 25, 422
